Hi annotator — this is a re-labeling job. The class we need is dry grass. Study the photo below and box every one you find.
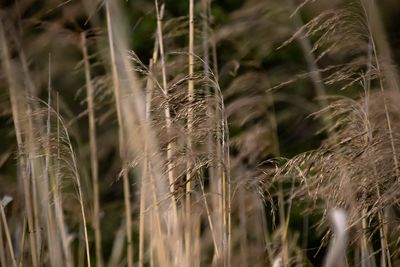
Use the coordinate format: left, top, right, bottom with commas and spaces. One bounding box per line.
0, 0, 400, 266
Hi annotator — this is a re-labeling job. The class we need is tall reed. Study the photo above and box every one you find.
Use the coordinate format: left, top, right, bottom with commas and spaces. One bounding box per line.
1, 0, 400, 266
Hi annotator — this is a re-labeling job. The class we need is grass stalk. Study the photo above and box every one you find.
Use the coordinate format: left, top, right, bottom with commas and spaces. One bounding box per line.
0, 16, 39, 267
138, 150, 148, 267
56, 110, 92, 267
107, 223, 126, 267
362, 1, 399, 180
43, 54, 63, 267
4, 1, 400, 266
0, 218, 6, 267
212, 84, 229, 264
278, 185, 289, 266
287, 0, 327, 106
204, 1, 229, 261
55, 93, 74, 267
225, 134, 231, 267
238, 188, 248, 267
0, 201, 17, 267
105, 2, 134, 266
17, 218, 27, 267
363, 39, 391, 267
148, 165, 170, 266
360, 0, 399, 92
45, 89, 91, 267
139, 26, 161, 266
199, 174, 220, 257
202, 0, 215, 183
28, 145, 41, 264
186, 0, 195, 264
362, 18, 399, 267
154, 0, 178, 218
81, 32, 103, 267
220, 95, 231, 266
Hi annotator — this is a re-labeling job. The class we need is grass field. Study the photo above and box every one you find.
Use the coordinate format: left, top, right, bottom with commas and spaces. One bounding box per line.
1, 0, 400, 266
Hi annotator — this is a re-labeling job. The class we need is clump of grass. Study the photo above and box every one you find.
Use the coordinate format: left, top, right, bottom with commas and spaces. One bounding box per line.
0, 0, 400, 266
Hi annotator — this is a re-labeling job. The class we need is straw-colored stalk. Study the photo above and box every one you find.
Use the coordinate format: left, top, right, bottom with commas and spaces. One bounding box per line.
0, 17, 39, 267
139, 23, 161, 266
154, 0, 178, 218
0, 217, 6, 266
105, 2, 134, 267
154, 0, 172, 184
42, 55, 63, 267
185, 0, 195, 264
57, 106, 92, 267
0, 198, 17, 267
201, 0, 223, 259
81, 32, 103, 267
54, 93, 73, 267
363, 36, 391, 267
363, 3, 398, 263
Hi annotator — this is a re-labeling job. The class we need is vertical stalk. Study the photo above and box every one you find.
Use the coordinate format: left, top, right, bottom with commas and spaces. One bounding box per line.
139, 27, 160, 266
360, 3, 398, 265
0, 200, 17, 267
278, 185, 289, 266
154, 0, 178, 217
202, 0, 215, 182
105, 2, 134, 267
199, 173, 220, 257
186, 0, 195, 264
287, 0, 327, 105
138, 145, 148, 267
81, 32, 103, 267
29, 145, 41, 264
148, 165, 170, 266
287, 0, 331, 133
17, 218, 27, 267
55, 93, 73, 267
364, 36, 391, 267
203, 1, 227, 261
43, 54, 63, 267
225, 134, 231, 267
0, 17, 38, 267
361, 0, 399, 92
238, 188, 248, 267
219, 96, 231, 266
149, 213, 154, 267
363, 2, 399, 179
213, 86, 230, 265
60, 108, 92, 267
0, 218, 6, 267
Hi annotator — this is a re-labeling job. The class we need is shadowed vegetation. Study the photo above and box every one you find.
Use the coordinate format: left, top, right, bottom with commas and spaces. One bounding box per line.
1, 0, 400, 266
